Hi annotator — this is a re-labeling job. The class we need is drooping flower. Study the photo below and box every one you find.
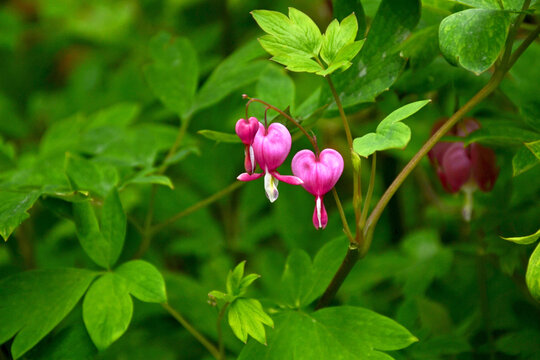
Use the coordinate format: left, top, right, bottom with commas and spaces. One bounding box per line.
428, 118, 499, 221
428, 118, 498, 193
291, 149, 344, 229
237, 122, 303, 202
235, 117, 260, 174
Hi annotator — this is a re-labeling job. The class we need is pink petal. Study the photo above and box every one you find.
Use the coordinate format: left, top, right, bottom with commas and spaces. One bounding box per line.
271, 171, 303, 185
291, 149, 344, 196
237, 172, 264, 182
312, 196, 328, 229
244, 145, 256, 174
253, 122, 291, 171
441, 143, 472, 193
235, 117, 260, 145
470, 143, 498, 192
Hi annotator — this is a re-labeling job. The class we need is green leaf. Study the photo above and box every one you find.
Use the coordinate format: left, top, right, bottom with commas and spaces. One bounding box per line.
226, 261, 246, 295
83, 273, 133, 350
0, 268, 97, 359
72, 188, 126, 268
454, 0, 532, 11
238, 306, 417, 359
324, 0, 421, 109
198, 130, 241, 143
462, 122, 539, 146
502, 228, 540, 245
332, 0, 367, 36
526, 242, 540, 301
195, 40, 267, 112
526, 139, 540, 159
123, 171, 174, 189
512, 145, 540, 176
401, 25, 440, 69
115, 260, 167, 303
65, 153, 118, 198
0, 189, 41, 241
281, 237, 348, 308
320, 14, 362, 72
281, 249, 313, 308
255, 65, 295, 112
353, 100, 431, 157
439, 9, 511, 74
252, 8, 323, 73
100, 188, 126, 266
144, 32, 198, 118
228, 298, 273, 344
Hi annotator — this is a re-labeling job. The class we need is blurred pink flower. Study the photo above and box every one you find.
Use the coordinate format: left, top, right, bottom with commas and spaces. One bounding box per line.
292, 149, 344, 229
428, 118, 498, 194
237, 122, 302, 202
235, 117, 260, 174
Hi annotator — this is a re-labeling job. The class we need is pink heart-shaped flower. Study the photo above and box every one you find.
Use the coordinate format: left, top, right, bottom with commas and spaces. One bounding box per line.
292, 149, 344, 229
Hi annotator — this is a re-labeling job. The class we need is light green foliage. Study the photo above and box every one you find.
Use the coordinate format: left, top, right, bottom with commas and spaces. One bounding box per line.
439, 9, 511, 74
116, 260, 167, 303
526, 242, 540, 301
252, 8, 323, 73
319, 14, 364, 75
353, 100, 431, 157
73, 188, 126, 268
513, 145, 540, 176
0, 190, 41, 241
454, 0, 534, 10
0, 269, 97, 359
228, 298, 274, 344
83, 273, 133, 351
209, 261, 273, 345
238, 306, 417, 359
501, 228, 540, 245
144, 32, 198, 118
325, 0, 422, 109
252, 8, 362, 76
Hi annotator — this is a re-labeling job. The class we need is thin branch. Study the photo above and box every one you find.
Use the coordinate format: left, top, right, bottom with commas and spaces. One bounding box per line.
244, 96, 320, 153
217, 302, 229, 360
151, 181, 243, 234
162, 303, 220, 360
325, 76, 354, 151
332, 188, 354, 242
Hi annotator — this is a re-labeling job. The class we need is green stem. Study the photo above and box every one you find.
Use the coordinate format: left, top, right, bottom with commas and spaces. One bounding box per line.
332, 188, 354, 242
359, 153, 376, 229
508, 24, 540, 69
353, 158, 362, 224
325, 76, 354, 151
217, 302, 229, 360
315, 246, 359, 310
162, 303, 220, 360
151, 181, 243, 235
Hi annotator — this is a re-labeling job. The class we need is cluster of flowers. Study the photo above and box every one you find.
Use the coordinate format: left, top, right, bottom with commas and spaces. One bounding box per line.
235, 117, 343, 229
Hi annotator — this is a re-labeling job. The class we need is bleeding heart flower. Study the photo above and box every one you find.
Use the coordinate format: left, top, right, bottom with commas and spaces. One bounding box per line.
291, 149, 344, 229
428, 118, 498, 194
237, 122, 303, 202
235, 117, 260, 174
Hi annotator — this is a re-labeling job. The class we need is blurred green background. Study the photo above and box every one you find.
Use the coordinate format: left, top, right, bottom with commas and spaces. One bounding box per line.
1, 0, 540, 359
